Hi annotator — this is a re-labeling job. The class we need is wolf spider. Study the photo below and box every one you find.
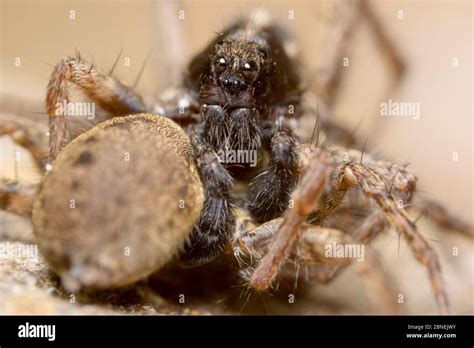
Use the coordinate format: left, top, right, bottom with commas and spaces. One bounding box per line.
1, 3, 472, 314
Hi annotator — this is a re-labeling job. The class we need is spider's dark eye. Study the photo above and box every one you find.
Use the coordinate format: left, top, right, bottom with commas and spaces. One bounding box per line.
215, 57, 227, 73
241, 60, 258, 79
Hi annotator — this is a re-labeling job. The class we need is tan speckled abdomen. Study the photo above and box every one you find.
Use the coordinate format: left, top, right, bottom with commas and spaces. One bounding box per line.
32, 114, 204, 292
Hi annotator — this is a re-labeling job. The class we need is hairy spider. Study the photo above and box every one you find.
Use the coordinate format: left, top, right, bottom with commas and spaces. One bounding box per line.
1, 7, 472, 314
164, 18, 305, 265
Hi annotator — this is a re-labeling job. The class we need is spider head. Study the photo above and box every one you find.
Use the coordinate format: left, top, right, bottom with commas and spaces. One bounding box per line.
209, 36, 270, 96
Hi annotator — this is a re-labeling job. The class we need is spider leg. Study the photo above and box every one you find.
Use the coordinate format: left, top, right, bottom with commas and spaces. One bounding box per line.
349, 162, 449, 314
249, 150, 332, 290
415, 200, 473, 237
234, 215, 397, 313
0, 117, 44, 217
297, 223, 397, 313
46, 55, 147, 160
315, 0, 359, 104
359, 0, 405, 82
179, 130, 235, 266
249, 140, 449, 313
0, 117, 48, 169
248, 125, 298, 223
0, 181, 35, 218
311, 211, 387, 283
316, 0, 405, 104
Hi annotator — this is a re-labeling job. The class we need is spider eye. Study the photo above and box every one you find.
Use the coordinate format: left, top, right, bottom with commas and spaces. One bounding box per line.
243, 61, 256, 71
241, 60, 258, 79
215, 57, 227, 73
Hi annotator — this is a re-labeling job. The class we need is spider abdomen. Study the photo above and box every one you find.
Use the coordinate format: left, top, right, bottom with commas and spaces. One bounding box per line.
33, 114, 204, 292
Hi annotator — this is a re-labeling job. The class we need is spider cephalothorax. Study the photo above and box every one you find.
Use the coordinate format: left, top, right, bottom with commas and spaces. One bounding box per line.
177, 20, 305, 265
206, 36, 269, 102
185, 21, 302, 155
198, 36, 267, 153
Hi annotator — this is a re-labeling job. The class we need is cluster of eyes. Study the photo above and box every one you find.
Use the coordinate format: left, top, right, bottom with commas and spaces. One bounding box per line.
216, 57, 256, 72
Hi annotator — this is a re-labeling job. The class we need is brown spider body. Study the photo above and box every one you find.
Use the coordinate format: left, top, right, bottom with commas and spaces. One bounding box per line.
164, 17, 307, 265
1, 8, 472, 314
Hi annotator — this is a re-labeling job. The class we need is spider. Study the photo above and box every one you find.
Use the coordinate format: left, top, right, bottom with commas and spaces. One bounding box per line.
1, 4, 472, 314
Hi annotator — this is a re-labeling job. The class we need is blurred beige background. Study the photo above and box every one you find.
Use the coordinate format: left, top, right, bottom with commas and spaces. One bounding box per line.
0, 0, 472, 314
